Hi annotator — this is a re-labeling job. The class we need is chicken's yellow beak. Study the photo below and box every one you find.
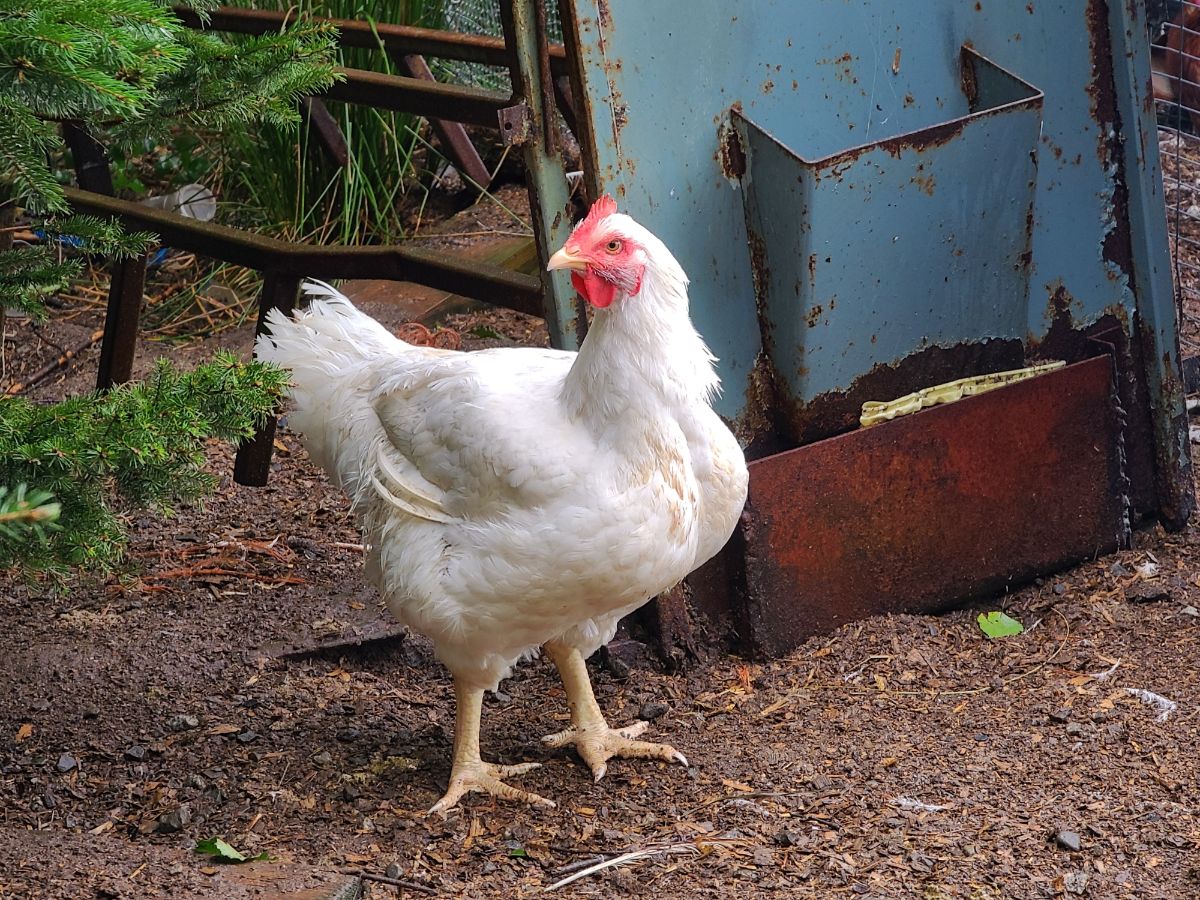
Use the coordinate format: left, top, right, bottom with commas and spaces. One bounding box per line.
547, 246, 587, 271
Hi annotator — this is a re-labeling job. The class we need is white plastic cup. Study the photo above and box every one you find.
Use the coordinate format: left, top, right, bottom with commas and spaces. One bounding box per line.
139, 183, 216, 222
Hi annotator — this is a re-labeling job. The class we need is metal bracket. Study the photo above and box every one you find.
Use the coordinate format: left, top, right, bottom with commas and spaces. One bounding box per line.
498, 103, 533, 146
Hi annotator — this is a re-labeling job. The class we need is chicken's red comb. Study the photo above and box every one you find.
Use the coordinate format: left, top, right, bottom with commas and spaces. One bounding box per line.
573, 194, 618, 241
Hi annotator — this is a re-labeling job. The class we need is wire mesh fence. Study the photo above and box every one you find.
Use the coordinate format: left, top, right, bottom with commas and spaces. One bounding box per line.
438, 0, 561, 89
1150, 0, 1200, 355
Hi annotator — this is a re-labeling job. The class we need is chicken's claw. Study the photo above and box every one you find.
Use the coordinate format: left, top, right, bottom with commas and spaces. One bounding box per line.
542, 720, 688, 782
426, 760, 555, 817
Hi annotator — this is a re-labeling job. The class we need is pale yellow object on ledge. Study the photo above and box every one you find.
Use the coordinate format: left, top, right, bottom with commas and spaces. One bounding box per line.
859, 360, 1067, 428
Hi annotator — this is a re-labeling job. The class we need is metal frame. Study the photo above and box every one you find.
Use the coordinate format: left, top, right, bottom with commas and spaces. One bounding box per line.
63, 1, 581, 485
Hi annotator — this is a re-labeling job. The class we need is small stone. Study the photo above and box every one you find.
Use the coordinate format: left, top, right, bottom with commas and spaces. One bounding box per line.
56, 754, 77, 773
155, 805, 191, 834
491, 691, 512, 705
82, 706, 100, 720
341, 784, 360, 802
336, 728, 360, 742
185, 774, 207, 790
1124, 582, 1170, 604
773, 830, 798, 847
1056, 830, 1083, 852
385, 862, 403, 879
1062, 871, 1090, 895
123, 745, 147, 762
1049, 708, 1072, 724
639, 701, 669, 721
167, 715, 200, 733
1065, 722, 1086, 737
752, 847, 774, 867
31, 699, 51, 712
1109, 562, 1131, 577
1053, 583, 1067, 596
235, 729, 258, 744
810, 773, 832, 791
312, 751, 333, 766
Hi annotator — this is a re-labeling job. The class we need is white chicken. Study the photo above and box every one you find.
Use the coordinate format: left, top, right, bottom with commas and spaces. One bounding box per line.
256, 195, 748, 814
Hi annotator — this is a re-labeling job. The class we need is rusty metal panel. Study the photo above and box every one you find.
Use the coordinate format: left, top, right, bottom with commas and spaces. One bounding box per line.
739, 356, 1125, 658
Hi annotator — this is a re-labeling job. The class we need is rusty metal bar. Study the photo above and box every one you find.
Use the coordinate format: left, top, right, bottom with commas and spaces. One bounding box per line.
300, 97, 349, 168
233, 274, 300, 487
96, 253, 147, 389
63, 187, 544, 316
327, 67, 509, 127
172, 6, 569, 77
534, 0, 558, 156
62, 124, 114, 194
1106, 0, 1196, 530
500, 0, 585, 349
552, 74, 578, 138
62, 124, 149, 388
391, 52, 492, 187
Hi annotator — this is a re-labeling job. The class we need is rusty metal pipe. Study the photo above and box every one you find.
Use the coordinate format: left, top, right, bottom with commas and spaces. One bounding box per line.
234, 274, 300, 487
172, 6, 569, 76
328, 68, 509, 127
96, 253, 148, 389
63, 187, 545, 317
391, 52, 492, 188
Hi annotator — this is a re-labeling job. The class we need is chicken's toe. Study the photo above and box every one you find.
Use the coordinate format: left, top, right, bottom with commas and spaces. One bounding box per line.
426, 760, 554, 817
543, 721, 688, 781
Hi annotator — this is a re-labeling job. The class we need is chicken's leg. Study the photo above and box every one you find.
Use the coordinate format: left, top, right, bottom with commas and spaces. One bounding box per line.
428, 678, 554, 815
541, 641, 688, 781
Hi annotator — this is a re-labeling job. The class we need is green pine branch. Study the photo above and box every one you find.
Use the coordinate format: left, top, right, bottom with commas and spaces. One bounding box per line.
0, 1, 336, 576
0, 353, 289, 574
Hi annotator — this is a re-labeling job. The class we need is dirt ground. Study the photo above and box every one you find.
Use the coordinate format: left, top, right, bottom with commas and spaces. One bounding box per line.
2, 192, 1200, 899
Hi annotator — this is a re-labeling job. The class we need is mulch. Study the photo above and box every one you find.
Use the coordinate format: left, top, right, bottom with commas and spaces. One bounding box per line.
0, 186, 1198, 899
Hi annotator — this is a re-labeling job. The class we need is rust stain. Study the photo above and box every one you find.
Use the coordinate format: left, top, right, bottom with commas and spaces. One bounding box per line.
718, 119, 746, 179
960, 48, 979, 109
762, 78, 775, 94
804, 304, 824, 328
910, 163, 936, 196
772, 338, 1025, 450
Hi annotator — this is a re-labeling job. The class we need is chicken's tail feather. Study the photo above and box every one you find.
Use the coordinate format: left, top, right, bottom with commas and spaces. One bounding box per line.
254, 280, 404, 500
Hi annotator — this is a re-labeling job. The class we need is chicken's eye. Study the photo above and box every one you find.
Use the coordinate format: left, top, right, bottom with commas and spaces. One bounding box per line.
605, 239, 623, 254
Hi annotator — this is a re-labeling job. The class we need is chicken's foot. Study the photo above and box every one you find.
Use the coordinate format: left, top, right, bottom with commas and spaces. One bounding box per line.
542, 642, 688, 782
428, 679, 555, 816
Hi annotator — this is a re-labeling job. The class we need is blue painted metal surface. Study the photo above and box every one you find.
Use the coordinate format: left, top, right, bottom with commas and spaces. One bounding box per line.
561, 0, 1191, 523
733, 48, 1042, 436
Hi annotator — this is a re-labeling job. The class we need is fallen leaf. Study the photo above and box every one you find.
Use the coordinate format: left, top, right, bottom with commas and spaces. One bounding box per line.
207, 724, 240, 736
15, 723, 32, 742
195, 837, 265, 864
977, 611, 1024, 638
722, 779, 754, 793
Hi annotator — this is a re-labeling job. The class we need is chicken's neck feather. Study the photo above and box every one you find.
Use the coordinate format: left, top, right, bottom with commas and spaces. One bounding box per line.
559, 254, 720, 432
